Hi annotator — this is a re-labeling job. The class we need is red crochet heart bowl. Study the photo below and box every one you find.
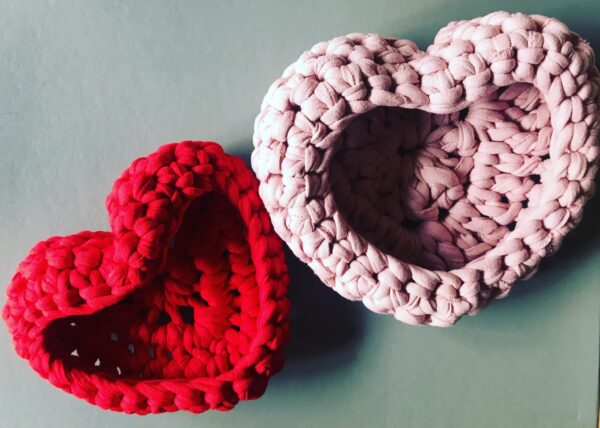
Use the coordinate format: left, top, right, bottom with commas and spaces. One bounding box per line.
2, 141, 290, 414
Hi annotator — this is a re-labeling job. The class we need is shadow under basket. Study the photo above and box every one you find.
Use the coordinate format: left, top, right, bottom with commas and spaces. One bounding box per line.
3, 142, 290, 414
252, 12, 600, 326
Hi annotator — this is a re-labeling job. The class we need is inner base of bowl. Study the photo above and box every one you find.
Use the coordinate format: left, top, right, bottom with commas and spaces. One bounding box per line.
44, 192, 257, 380
330, 83, 550, 271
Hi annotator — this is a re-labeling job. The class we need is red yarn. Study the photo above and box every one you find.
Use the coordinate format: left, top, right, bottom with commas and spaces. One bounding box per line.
2, 141, 290, 414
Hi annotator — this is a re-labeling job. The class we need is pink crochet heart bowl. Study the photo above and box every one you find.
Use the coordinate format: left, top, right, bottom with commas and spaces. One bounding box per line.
252, 12, 600, 326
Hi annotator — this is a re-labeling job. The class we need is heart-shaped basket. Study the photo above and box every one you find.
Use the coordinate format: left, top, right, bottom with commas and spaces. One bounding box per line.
3, 141, 290, 414
252, 12, 600, 326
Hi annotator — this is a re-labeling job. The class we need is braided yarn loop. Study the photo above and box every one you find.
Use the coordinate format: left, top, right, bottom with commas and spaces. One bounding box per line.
252, 12, 600, 326
3, 141, 290, 414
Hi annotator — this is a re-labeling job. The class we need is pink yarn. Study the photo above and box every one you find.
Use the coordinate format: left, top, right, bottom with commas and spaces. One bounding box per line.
252, 12, 600, 326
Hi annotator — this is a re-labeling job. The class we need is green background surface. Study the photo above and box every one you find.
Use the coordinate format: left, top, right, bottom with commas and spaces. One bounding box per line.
0, 1, 598, 427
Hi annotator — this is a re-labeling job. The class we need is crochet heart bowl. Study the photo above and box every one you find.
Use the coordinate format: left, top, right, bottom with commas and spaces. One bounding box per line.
2, 141, 290, 414
252, 12, 600, 326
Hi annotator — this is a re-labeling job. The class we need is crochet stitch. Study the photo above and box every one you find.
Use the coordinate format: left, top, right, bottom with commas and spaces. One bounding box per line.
252, 12, 600, 326
3, 141, 290, 414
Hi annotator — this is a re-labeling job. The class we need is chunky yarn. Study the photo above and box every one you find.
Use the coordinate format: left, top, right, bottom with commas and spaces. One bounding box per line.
3, 141, 290, 414
252, 12, 600, 326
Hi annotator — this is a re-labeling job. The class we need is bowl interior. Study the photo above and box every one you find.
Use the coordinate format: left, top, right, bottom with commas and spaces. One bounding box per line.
44, 192, 258, 380
330, 83, 550, 271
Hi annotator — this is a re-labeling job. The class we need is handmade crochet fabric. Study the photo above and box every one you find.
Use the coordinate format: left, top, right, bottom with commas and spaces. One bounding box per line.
3, 141, 290, 414
252, 12, 600, 326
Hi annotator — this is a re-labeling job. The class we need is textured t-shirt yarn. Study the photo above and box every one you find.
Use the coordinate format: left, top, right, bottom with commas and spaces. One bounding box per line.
3, 141, 290, 414
252, 12, 600, 326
